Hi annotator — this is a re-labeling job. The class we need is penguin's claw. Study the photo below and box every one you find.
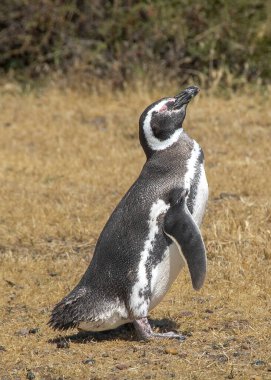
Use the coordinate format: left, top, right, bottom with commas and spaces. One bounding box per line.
152, 332, 186, 341
133, 317, 186, 341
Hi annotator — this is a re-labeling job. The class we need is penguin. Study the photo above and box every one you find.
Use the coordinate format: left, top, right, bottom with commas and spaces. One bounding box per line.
49, 85, 208, 340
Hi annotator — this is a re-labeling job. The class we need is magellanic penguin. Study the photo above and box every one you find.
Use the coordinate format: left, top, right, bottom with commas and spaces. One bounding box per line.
49, 86, 208, 340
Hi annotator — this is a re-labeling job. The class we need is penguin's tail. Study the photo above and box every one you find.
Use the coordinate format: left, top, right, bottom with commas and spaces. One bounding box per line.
48, 287, 89, 330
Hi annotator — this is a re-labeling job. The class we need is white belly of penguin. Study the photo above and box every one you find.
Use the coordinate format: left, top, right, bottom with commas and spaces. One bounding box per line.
149, 243, 186, 311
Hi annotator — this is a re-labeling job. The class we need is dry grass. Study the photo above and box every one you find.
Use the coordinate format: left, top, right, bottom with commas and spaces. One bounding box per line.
0, 82, 270, 380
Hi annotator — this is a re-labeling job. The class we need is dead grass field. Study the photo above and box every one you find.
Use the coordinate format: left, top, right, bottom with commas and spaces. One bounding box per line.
0, 82, 270, 380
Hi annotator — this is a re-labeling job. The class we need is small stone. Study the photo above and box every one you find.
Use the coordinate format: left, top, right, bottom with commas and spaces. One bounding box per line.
29, 328, 39, 334
0, 345, 7, 352
141, 359, 150, 365
217, 354, 228, 363
48, 272, 59, 277
16, 328, 29, 336
56, 339, 70, 349
102, 352, 109, 357
205, 309, 214, 314
115, 363, 128, 370
233, 352, 240, 357
241, 343, 249, 350
83, 358, 95, 365
165, 347, 178, 355
252, 359, 265, 366
26, 370, 35, 380
179, 311, 194, 317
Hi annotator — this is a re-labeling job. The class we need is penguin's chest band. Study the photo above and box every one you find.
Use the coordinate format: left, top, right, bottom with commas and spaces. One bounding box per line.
128, 199, 170, 317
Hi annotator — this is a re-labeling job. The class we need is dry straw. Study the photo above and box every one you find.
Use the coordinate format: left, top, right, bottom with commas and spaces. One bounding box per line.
0, 83, 270, 379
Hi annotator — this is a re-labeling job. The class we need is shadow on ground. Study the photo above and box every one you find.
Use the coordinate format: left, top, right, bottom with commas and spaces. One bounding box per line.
48, 318, 179, 344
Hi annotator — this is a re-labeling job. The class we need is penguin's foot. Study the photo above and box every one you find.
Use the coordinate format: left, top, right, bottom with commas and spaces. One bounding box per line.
151, 331, 186, 340
133, 317, 186, 341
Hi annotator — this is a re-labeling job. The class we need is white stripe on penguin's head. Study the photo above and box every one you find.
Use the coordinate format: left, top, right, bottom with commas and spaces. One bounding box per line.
142, 99, 183, 151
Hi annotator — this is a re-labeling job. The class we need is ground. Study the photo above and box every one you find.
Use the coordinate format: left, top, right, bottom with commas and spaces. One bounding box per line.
0, 82, 270, 379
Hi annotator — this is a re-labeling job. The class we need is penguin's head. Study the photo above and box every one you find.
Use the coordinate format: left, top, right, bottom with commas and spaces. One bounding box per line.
139, 86, 199, 155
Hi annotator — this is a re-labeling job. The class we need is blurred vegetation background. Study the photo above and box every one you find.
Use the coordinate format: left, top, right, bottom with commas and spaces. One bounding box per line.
0, 0, 270, 89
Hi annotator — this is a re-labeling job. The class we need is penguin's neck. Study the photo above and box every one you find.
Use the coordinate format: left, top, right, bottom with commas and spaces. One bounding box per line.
143, 130, 192, 160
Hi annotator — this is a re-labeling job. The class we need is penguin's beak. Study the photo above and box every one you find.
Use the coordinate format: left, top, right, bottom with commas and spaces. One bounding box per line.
172, 86, 200, 109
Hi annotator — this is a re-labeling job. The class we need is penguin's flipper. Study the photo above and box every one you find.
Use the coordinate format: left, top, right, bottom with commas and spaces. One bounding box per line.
163, 188, 207, 290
